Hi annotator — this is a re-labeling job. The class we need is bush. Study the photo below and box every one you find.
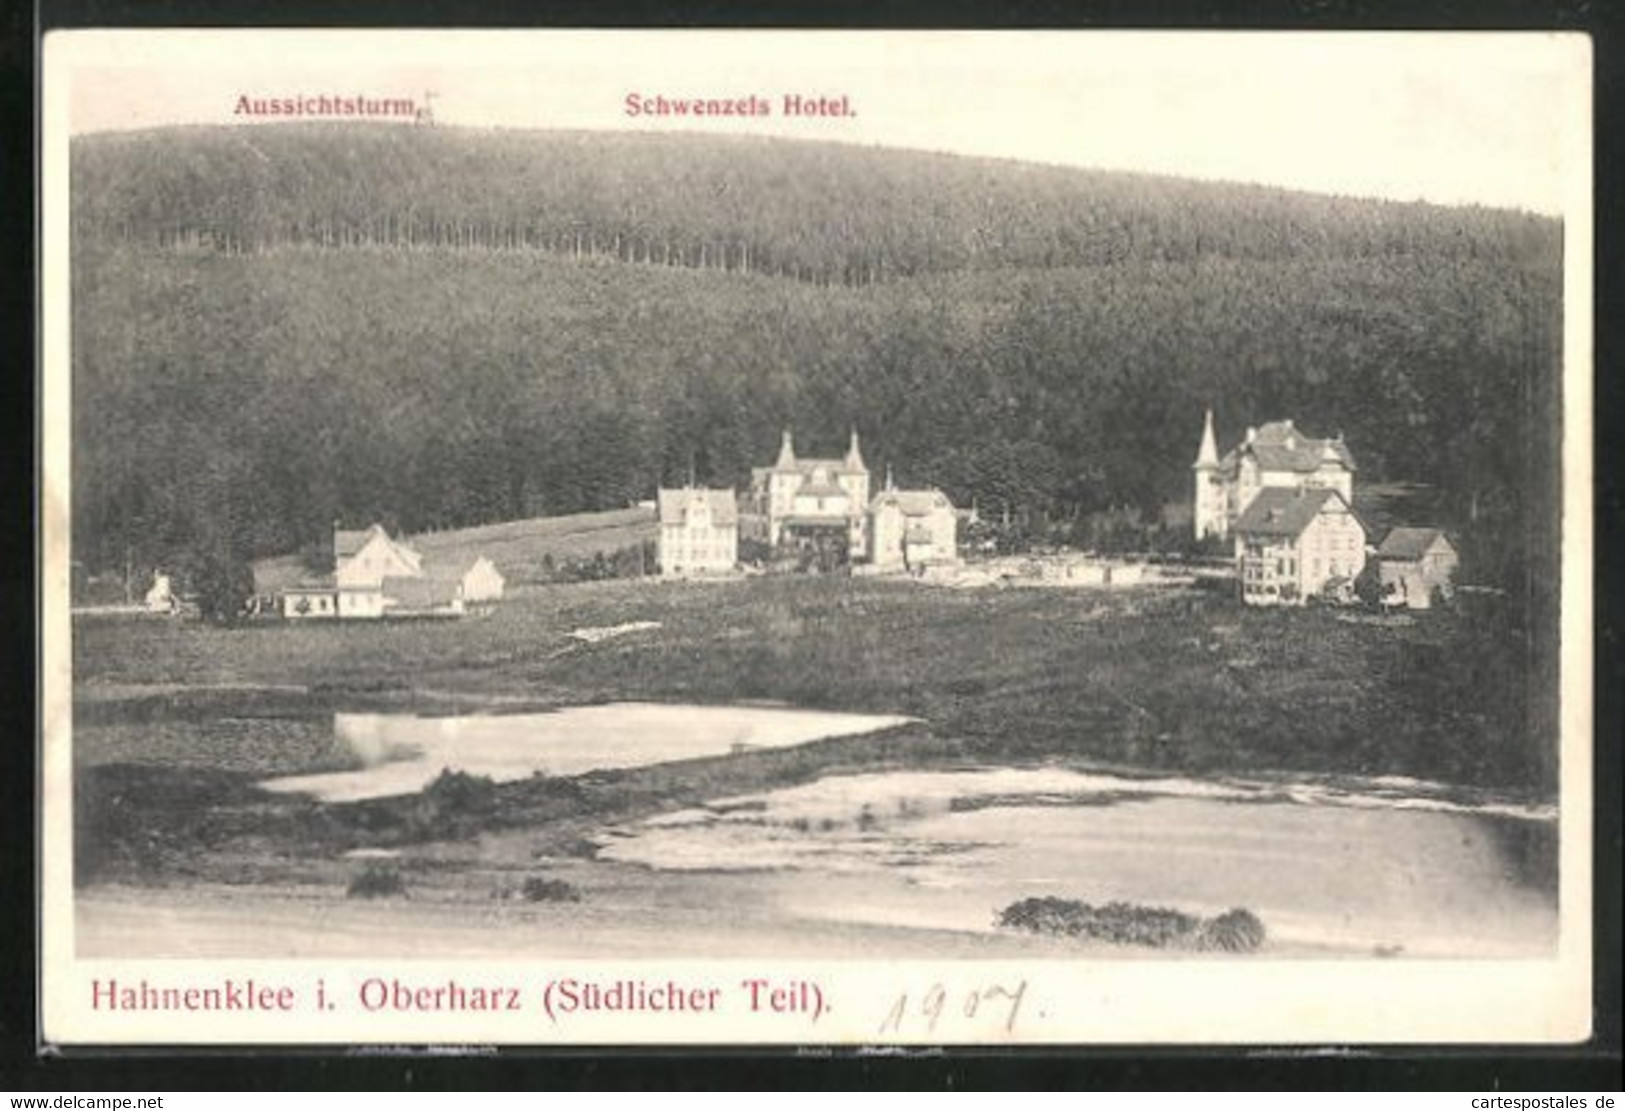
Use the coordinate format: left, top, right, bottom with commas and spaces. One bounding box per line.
422, 768, 498, 815
520, 876, 581, 903
347, 863, 405, 899
997, 896, 1265, 953
403, 769, 502, 841
1198, 908, 1267, 952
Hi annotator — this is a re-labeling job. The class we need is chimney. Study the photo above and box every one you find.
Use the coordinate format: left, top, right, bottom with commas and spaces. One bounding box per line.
1245, 426, 1257, 445
775, 428, 795, 469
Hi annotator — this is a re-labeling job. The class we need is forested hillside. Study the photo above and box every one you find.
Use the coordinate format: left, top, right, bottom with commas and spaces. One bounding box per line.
70, 124, 1562, 601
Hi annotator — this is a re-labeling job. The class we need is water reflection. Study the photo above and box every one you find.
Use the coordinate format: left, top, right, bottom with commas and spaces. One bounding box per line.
260, 703, 914, 802
598, 767, 1559, 957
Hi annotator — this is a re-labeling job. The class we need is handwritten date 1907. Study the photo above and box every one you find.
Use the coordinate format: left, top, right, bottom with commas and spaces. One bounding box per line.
877, 980, 1028, 1038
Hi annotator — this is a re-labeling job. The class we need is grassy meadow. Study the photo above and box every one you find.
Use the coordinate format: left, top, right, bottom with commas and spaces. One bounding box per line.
75, 575, 1552, 793
70, 575, 1556, 888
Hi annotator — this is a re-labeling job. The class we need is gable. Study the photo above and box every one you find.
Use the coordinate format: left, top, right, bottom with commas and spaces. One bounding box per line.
658, 488, 739, 527
1233, 486, 1351, 539
1377, 527, 1454, 562
1221, 421, 1357, 476
337, 530, 421, 584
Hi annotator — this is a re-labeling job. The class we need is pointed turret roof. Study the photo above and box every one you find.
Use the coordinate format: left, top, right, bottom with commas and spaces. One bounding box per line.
774, 428, 796, 469
765, 428, 868, 477
1194, 409, 1219, 470
845, 428, 865, 471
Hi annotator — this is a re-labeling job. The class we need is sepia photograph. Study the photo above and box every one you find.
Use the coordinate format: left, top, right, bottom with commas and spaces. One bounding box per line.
38, 29, 1594, 1046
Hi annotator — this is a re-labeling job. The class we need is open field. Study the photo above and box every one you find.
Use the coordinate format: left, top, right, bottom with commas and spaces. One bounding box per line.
76, 575, 1551, 792
251, 506, 658, 593
406, 507, 657, 583
69, 575, 1556, 957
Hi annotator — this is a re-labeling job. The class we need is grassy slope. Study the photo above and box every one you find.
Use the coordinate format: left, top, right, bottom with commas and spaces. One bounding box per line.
74, 577, 1550, 796
253, 506, 658, 591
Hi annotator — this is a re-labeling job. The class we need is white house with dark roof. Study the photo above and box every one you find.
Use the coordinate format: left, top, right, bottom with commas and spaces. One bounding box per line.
747, 428, 871, 561
658, 487, 739, 578
1232, 486, 1366, 606
869, 475, 960, 573
382, 554, 506, 616
279, 523, 503, 618
1194, 412, 1356, 541
333, 524, 421, 586
1375, 527, 1458, 609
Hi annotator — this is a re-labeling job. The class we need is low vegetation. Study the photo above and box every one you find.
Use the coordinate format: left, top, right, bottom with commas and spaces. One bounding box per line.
74, 578, 1554, 795
520, 876, 581, 903
346, 863, 406, 899
998, 896, 1267, 953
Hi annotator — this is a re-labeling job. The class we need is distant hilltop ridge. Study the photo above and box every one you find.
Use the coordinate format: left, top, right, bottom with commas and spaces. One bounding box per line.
71, 124, 1559, 289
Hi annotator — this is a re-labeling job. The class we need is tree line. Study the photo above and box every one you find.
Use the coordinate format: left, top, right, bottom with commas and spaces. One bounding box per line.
73, 124, 1559, 289
69, 125, 1562, 614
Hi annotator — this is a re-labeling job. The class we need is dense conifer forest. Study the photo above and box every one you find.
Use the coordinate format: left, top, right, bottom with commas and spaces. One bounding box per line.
70, 124, 1562, 603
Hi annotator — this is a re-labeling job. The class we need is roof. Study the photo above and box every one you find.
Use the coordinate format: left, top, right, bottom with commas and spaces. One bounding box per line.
416, 553, 502, 584
383, 575, 460, 609
782, 457, 865, 478
1377, 527, 1454, 561
1233, 487, 1351, 539
657, 487, 739, 527
767, 429, 868, 476
797, 478, 849, 498
335, 523, 422, 571
872, 488, 952, 516
334, 525, 384, 559
1221, 420, 1357, 475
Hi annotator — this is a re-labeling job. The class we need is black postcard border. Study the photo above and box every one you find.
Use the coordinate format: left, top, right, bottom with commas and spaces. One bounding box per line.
10, 0, 1622, 1092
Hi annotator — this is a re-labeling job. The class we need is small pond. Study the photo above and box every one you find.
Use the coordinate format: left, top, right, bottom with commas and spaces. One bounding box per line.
259, 702, 915, 802
595, 767, 1559, 958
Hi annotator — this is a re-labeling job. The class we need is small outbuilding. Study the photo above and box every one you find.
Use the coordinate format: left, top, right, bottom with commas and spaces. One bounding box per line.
1375, 527, 1458, 610
869, 485, 960, 573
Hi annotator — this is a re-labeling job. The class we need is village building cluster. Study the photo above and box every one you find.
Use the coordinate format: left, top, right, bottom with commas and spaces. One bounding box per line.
1193, 411, 1456, 608
659, 429, 962, 578
235, 414, 1456, 619
274, 523, 505, 620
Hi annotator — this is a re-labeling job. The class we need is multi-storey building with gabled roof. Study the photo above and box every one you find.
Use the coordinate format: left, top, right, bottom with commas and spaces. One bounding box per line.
747, 428, 871, 562
657, 486, 739, 578
869, 473, 960, 574
1233, 486, 1366, 606
1194, 411, 1357, 541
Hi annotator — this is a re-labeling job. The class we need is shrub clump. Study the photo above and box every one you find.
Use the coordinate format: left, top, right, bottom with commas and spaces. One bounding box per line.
347, 863, 405, 899
404, 768, 501, 840
1196, 907, 1268, 952
997, 897, 1265, 953
520, 876, 581, 903
422, 768, 499, 814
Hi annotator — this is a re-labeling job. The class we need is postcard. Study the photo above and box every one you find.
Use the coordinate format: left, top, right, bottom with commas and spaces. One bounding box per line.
39, 28, 1594, 1047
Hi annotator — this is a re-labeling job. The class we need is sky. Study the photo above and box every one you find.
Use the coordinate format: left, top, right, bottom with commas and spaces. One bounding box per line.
48, 29, 1590, 215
